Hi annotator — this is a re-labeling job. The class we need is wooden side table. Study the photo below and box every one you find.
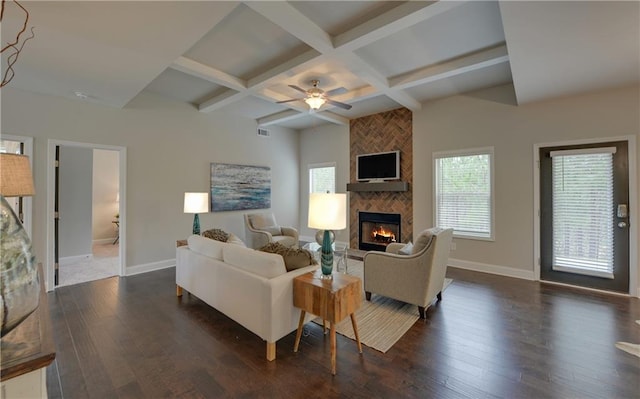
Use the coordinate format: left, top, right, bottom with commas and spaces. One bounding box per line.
293, 271, 362, 375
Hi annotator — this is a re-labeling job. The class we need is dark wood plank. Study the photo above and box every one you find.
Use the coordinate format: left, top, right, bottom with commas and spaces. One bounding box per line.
46, 267, 640, 398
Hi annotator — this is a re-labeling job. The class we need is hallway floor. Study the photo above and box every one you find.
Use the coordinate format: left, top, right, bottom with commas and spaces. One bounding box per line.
58, 243, 119, 287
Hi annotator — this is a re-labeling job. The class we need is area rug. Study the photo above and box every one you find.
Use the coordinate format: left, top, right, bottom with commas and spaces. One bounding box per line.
615, 320, 640, 358
312, 259, 453, 353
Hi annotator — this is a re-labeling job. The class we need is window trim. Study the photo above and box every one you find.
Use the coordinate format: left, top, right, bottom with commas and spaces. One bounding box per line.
432, 147, 495, 241
308, 162, 336, 194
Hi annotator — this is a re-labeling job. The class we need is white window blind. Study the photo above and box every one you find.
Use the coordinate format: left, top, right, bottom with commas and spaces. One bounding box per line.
309, 164, 335, 194
550, 147, 615, 278
434, 150, 493, 239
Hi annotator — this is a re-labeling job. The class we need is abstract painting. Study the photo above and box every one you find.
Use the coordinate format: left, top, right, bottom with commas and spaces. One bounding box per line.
210, 163, 271, 212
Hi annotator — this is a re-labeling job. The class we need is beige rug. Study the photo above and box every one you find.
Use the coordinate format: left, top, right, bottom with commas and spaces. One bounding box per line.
313, 259, 452, 353
615, 320, 640, 358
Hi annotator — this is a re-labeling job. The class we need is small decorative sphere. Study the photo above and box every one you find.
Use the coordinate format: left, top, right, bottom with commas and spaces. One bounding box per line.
315, 230, 335, 245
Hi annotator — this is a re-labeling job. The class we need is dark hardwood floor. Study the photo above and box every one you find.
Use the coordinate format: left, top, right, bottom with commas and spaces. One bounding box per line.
46, 267, 640, 398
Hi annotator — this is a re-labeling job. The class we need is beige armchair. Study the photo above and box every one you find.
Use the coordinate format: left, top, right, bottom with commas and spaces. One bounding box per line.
363, 227, 453, 319
244, 213, 299, 249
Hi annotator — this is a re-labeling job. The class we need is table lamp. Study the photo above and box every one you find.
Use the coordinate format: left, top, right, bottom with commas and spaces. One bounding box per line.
0, 153, 39, 337
183, 192, 209, 235
308, 193, 347, 279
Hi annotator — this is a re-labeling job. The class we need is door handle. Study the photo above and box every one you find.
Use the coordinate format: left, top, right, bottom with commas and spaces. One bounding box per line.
618, 221, 628, 228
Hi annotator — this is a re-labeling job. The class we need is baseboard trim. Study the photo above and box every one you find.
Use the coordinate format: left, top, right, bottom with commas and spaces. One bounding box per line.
448, 258, 535, 281
59, 254, 92, 266
126, 259, 175, 276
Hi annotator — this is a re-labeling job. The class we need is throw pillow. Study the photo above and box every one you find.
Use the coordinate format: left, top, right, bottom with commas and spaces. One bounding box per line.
226, 233, 246, 247
202, 228, 230, 242
398, 241, 413, 255
259, 242, 317, 272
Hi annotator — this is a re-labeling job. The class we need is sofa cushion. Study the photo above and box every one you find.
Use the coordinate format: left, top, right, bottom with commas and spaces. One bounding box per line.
226, 233, 246, 247
223, 244, 287, 279
202, 228, 230, 242
259, 242, 317, 272
188, 234, 224, 260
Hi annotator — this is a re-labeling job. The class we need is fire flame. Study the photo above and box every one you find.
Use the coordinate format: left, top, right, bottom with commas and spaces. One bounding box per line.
371, 226, 396, 241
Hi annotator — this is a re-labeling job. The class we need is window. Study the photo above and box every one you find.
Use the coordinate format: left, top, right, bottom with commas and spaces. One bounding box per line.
433, 147, 494, 240
309, 163, 336, 194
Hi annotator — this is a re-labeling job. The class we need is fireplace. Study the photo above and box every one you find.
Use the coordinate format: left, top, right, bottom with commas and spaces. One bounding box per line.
358, 211, 401, 251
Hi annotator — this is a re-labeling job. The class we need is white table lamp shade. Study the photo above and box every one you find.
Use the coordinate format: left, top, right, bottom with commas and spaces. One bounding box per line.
308, 193, 347, 230
184, 192, 209, 214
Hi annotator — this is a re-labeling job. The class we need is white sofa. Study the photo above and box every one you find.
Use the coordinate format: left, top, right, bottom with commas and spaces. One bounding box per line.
175, 235, 318, 361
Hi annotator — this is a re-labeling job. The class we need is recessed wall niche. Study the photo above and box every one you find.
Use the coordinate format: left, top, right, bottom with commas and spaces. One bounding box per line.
349, 108, 413, 249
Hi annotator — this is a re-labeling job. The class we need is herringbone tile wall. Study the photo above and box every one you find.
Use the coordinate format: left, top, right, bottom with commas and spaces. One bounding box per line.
349, 108, 413, 248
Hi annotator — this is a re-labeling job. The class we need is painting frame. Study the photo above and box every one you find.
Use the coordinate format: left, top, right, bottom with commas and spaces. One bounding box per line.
210, 163, 271, 212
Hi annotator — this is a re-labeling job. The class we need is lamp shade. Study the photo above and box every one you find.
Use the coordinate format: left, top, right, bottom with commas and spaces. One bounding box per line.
183, 192, 209, 214
308, 193, 347, 230
0, 153, 35, 197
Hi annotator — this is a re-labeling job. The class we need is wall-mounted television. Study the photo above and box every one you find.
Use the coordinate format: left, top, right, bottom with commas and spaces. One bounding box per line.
356, 150, 400, 182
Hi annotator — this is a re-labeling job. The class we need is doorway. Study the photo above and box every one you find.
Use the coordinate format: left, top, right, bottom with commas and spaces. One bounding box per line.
46, 140, 126, 291
534, 137, 637, 295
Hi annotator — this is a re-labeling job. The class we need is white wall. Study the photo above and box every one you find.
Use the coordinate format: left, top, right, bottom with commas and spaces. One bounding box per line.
92, 149, 119, 241
413, 84, 639, 289
2, 87, 300, 279
298, 123, 350, 243
59, 146, 93, 258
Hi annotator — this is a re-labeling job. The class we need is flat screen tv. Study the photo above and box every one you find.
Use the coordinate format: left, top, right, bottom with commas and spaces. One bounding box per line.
356, 150, 400, 182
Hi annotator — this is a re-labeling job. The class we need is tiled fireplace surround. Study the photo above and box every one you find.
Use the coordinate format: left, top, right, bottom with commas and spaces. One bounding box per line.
349, 107, 413, 249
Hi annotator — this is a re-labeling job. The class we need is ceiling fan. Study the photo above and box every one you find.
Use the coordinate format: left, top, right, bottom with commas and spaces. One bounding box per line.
277, 80, 352, 110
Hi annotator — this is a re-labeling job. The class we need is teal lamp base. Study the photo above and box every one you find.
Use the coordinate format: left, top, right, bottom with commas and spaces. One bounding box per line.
192, 214, 201, 235
320, 229, 334, 279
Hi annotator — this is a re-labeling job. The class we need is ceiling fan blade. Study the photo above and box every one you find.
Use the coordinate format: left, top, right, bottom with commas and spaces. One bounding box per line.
276, 98, 302, 104
288, 85, 308, 94
326, 98, 352, 110
325, 87, 348, 97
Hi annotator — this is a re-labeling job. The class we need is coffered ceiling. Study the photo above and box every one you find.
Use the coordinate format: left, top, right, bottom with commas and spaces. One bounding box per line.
2, 1, 638, 131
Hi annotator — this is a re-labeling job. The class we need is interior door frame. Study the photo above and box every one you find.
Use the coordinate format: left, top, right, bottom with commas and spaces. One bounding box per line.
1, 134, 33, 237
46, 139, 127, 292
533, 135, 637, 296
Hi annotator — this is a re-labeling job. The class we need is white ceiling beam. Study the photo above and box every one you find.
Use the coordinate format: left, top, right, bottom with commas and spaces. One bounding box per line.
390, 44, 510, 90
312, 111, 350, 126
199, 91, 248, 113
171, 57, 246, 92
257, 110, 305, 127
334, 1, 466, 52
340, 52, 421, 111
244, 1, 334, 53
247, 50, 323, 89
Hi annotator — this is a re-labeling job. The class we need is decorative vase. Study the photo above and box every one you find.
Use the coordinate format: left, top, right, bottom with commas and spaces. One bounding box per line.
0, 195, 40, 337
320, 229, 334, 278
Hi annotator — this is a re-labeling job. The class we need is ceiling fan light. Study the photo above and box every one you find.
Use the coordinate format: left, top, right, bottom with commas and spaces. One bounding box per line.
305, 96, 325, 110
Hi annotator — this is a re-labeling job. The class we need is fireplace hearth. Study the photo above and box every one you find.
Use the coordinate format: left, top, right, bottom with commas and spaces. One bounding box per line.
358, 211, 401, 251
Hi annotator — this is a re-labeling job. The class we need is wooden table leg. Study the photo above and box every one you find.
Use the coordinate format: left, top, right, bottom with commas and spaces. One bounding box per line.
176, 285, 183, 297
350, 313, 362, 353
293, 310, 306, 352
330, 322, 337, 375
